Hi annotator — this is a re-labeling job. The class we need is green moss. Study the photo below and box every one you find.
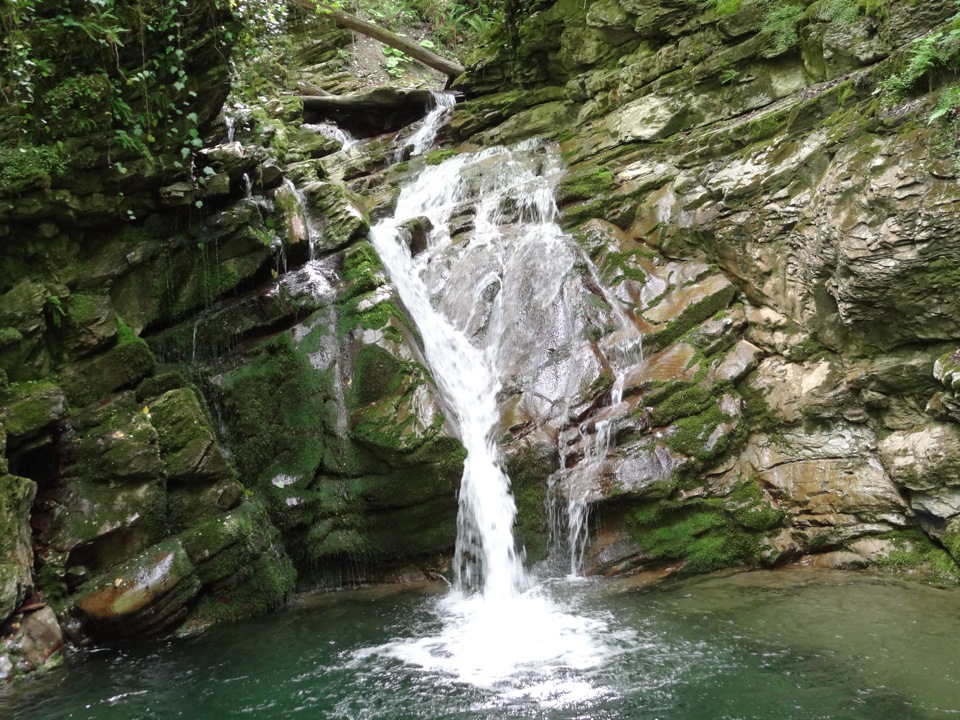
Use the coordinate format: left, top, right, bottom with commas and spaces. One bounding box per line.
740, 380, 780, 434
628, 498, 759, 574
350, 345, 405, 406
424, 149, 458, 165
664, 401, 728, 459
648, 384, 712, 426
645, 283, 737, 353
875, 529, 958, 579
2, 382, 65, 438
382, 325, 404, 344
0, 144, 67, 196
0, 327, 23, 347
557, 167, 617, 203
218, 332, 341, 488
597, 249, 650, 286
136, 371, 190, 402
729, 479, 785, 531
60, 334, 156, 407
627, 474, 783, 574
65, 293, 102, 326
185, 544, 295, 627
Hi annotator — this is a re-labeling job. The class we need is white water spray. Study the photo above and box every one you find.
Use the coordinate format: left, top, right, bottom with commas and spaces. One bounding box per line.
369, 152, 528, 600
364, 130, 635, 687
394, 91, 456, 160
303, 121, 357, 150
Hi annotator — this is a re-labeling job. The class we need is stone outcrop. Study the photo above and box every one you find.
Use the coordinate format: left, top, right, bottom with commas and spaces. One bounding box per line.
445, 0, 960, 580
5, 0, 960, 676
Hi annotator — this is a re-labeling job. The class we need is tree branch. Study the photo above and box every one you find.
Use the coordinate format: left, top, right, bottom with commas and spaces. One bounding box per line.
288, 1, 466, 79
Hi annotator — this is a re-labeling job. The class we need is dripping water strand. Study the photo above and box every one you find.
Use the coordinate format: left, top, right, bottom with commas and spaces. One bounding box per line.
564, 273, 644, 574
394, 91, 457, 161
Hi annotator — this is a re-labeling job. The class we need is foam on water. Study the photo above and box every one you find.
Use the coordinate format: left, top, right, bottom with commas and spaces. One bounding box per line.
364, 133, 634, 689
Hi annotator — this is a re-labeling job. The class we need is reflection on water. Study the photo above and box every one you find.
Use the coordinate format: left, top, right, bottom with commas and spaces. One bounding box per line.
2, 570, 959, 719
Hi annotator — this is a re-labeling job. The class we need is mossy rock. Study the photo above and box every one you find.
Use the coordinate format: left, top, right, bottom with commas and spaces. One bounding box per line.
350, 345, 405, 407
166, 479, 244, 533
150, 388, 233, 484
216, 331, 349, 489
179, 502, 295, 630
46, 477, 168, 583
872, 529, 959, 580
72, 538, 202, 639
556, 166, 617, 205
60, 334, 156, 408
504, 431, 559, 565
0, 474, 37, 621
626, 477, 784, 574
179, 501, 288, 587
1, 382, 67, 446
65, 406, 165, 485
61, 294, 117, 358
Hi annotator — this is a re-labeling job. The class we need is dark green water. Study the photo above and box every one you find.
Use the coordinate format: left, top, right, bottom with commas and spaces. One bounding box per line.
2, 569, 958, 719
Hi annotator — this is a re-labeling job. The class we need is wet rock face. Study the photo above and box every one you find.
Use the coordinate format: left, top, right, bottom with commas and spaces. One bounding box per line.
206, 241, 465, 576
3, 0, 960, 670
439, 0, 960, 579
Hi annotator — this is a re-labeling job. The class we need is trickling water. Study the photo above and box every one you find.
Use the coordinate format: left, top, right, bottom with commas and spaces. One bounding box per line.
224, 115, 235, 143
242, 172, 253, 199
303, 121, 357, 150
394, 90, 456, 160
366, 136, 628, 685
281, 179, 323, 260
565, 278, 645, 574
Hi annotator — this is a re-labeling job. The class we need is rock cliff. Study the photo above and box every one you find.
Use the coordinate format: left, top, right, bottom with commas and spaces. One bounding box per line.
3, 0, 960, 677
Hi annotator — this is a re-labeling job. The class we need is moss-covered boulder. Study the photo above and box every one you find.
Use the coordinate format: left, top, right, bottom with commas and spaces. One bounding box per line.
72, 539, 202, 640
0, 474, 37, 622
177, 501, 295, 631
1, 382, 67, 451
150, 388, 233, 484
60, 331, 156, 408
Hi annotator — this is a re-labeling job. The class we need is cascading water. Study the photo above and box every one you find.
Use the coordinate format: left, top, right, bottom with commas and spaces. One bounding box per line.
364, 132, 637, 691
303, 121, 357, 150
369, 152, 529, 600
394, 90, 457, 160
564, 286, 644, 574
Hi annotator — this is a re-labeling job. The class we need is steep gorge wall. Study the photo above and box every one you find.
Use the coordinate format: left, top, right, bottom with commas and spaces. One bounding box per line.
3, 0, 960, 678
449, 0, 960, 577
0, 1, 466, 679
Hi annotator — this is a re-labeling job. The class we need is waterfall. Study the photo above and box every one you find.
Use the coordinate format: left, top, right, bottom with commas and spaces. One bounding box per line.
303, 121, 357, 150
564, 277, 644, 574
369, 149, 530, 600
394, 91, 456, 160
360, 107, 643, 688
281, 179, 323, 261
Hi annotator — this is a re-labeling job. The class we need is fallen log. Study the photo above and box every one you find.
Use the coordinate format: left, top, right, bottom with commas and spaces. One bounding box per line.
288, 0, 466, 79
299, 87, 451, 135
296, 80, 334, 97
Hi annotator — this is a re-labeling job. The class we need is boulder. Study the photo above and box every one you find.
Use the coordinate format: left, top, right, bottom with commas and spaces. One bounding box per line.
0, 474, 37, 622
72, 539, 201, 639
150, 388, 233, 484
